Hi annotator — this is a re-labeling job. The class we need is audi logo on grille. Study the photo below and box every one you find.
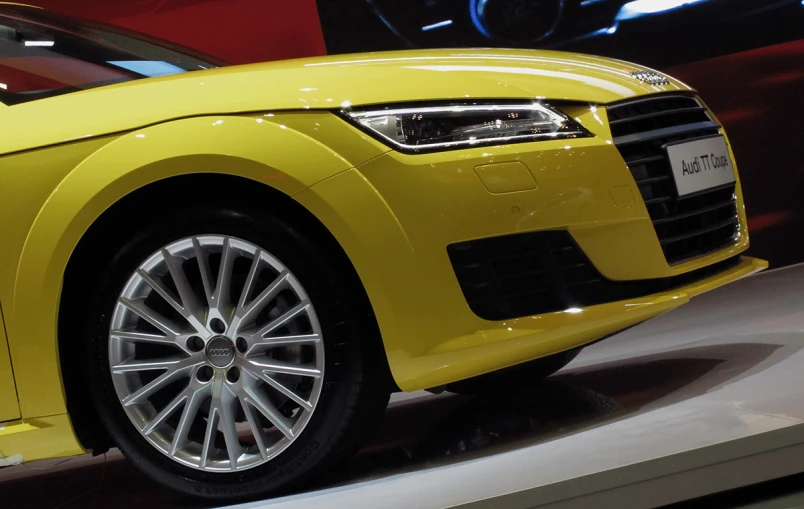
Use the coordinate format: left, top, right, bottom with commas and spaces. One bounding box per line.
208, 348, 232, 357
630, 70, 670, 86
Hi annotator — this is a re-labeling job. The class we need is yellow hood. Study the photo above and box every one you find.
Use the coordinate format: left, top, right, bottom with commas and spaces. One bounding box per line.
2, 48, 693, 155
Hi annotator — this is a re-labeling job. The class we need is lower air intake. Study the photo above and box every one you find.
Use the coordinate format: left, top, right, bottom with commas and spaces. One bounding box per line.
447, 230, 739, 321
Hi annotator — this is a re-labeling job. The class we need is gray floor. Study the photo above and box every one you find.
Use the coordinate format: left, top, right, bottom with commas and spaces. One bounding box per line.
3, 263, 804, 509
739, 494, 804, 509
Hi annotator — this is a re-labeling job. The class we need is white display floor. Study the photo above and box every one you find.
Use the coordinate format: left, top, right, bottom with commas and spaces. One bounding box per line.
3, 263, 804, 509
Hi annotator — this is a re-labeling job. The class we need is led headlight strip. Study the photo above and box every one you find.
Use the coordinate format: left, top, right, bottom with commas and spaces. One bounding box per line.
342, 102, 590, 153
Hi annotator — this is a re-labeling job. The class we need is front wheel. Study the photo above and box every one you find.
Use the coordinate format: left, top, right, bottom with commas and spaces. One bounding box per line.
84, 206, 389, 500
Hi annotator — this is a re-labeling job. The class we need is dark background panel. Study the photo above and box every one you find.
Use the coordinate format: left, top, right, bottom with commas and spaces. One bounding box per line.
667, 39, 804, 267
29, 0, 327, 64
316, 0, 804, 68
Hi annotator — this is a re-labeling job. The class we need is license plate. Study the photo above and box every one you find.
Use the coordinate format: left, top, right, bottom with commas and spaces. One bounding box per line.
666, 136, 736, 196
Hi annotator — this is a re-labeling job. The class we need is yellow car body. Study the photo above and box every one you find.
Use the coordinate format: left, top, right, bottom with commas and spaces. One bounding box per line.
0, 38, 766, 466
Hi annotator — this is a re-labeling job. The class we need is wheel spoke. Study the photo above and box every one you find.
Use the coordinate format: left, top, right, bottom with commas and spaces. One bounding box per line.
110, 328, 177, 347
199, 405, 219, 469
121, 370, 181, 406
142, 388, 189, 435
114, 356, 202, 406
136, 269, 185, 319
231, 270, 289, 334
200, 379, 241, 469
241, 380, 294, 439
170, 384, 209, 457
245, 333, 321, 356
216, 383, 242, 469
162, 249, 205, 324
240, 396, 270, 460
111, 356, 186, 373
248, 369, 313, 411
253, 301, 311, 338
119, 297, 183, 336
237, 249, 263, 311
136, 249, 208, 334
246, 358, 321, 378
193, 237, 216, 311
211, 237, 235, 316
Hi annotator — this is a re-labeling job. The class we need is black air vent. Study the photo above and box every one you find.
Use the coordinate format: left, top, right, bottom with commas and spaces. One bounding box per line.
448, 230, 739, 321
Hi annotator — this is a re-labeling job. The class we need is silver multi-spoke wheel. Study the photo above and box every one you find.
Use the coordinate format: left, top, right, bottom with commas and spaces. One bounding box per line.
108, 235, 324, 472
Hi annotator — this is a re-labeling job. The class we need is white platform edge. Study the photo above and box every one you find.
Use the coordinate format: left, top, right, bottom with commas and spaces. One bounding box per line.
458, 423, 804, 509
225, 266, 804, 509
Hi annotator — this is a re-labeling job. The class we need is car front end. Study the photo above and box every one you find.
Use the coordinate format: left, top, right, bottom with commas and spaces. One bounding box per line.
282, 49, 767, 390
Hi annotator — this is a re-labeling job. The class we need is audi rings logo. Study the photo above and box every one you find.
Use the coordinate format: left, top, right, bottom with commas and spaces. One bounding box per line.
206, 336, 236, 367
630, 70, 670, 86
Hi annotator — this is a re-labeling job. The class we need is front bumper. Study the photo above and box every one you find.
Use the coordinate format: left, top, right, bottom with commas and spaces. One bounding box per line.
396, 255, 765, 390
294, 102, 764, 391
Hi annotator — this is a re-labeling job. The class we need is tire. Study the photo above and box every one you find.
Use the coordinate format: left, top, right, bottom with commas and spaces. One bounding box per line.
83, 204, 390, 501
446, 348, 581, 395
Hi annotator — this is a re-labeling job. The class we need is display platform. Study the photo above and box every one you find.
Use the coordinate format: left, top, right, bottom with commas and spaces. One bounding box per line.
2, 264, 804, 509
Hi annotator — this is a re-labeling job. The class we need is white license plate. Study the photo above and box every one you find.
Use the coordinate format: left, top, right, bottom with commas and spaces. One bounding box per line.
666, 136, 736, 196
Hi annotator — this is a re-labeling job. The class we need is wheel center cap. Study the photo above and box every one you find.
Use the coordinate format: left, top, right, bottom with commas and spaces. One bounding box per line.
205, 335, 235, 368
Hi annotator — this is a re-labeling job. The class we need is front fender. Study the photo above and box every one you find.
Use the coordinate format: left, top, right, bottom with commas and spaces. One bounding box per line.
10, 114, 360, 418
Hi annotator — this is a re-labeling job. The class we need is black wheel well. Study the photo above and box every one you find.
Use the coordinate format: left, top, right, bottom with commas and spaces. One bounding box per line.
58, 173, 395, 452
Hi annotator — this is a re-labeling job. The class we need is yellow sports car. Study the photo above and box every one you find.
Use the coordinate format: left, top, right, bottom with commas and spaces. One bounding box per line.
0, 3, 766, 501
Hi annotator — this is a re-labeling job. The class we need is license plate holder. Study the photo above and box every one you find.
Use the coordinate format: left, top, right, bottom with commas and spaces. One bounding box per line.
666, 135, 736, 197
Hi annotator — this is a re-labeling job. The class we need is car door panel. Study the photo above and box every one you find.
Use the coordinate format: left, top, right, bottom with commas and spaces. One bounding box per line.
0, 302, 19, 421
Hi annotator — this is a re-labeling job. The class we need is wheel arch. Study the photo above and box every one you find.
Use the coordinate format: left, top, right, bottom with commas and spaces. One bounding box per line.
59, 172, 394, 451
9, 115, 389, 444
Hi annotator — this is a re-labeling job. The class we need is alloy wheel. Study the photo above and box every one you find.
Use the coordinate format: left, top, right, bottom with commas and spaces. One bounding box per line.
108, 235, 324, 472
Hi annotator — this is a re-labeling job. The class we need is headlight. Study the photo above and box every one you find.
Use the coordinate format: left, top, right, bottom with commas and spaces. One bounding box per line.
342, 102, 591, 153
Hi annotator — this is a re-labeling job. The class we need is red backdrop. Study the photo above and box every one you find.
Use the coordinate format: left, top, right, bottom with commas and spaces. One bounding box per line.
28, 0, 327, 64
667, 39, 804, 267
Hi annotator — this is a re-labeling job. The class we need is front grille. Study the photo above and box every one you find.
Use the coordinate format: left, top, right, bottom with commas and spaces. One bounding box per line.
448, 230, 740, 321
608, 94, 740, 264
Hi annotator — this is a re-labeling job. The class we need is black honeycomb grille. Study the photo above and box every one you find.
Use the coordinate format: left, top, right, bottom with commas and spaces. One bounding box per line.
608, 94, 740, 264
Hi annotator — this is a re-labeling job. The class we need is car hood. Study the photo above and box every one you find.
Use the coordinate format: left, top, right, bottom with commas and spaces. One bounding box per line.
2, 48, 694, 155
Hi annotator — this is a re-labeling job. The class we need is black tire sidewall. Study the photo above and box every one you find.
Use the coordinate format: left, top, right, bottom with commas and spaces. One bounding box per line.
85, 205, 380, 500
